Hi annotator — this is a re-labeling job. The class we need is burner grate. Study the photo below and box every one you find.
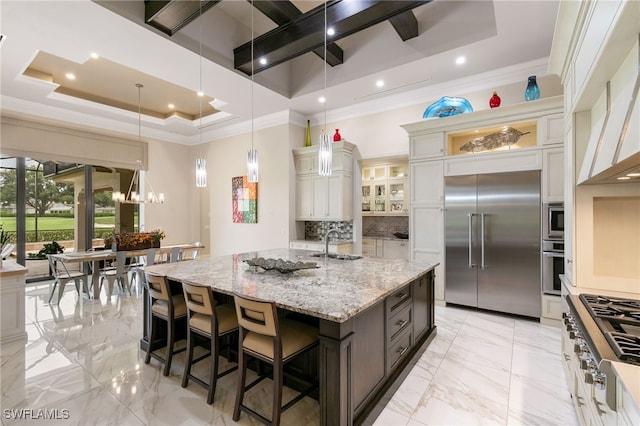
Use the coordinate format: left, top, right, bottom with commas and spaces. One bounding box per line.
605, 332, 640, 365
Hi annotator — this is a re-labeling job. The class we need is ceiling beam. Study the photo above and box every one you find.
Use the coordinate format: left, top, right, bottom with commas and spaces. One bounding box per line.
389, 11, 418, 41
234, 0, 431, 76
251, 1, 344, 67
144, 0, 221, 36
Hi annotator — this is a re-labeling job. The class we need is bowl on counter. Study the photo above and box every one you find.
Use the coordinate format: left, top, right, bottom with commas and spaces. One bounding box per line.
393, 232, 409, 239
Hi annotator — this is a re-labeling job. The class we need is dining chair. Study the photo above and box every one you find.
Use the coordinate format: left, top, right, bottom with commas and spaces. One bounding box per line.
47, 255, 90, 304
177, 242, 202, 261
232, 294, 319, 426
144, 271, 187, 376
99, 251, 132, 296
181, 282, 238, 404
129, 248, 157, 293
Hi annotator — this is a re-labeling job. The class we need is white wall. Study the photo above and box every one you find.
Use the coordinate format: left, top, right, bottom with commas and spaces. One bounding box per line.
192, 124, 294, 256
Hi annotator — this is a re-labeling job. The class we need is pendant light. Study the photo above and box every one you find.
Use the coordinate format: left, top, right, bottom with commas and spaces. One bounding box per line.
318, 1, 332, 176
195, 0, 207, 188
112, 84, 165, 204
246, 0, 259, 182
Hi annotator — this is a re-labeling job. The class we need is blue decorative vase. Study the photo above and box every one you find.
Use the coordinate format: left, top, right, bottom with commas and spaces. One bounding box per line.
524, 75, 540, 101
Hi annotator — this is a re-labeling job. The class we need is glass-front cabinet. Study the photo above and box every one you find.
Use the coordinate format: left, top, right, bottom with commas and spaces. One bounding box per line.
361, 161, 408, 216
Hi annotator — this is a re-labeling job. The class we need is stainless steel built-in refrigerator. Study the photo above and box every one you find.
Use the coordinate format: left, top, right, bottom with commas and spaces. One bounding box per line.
445, 171, 541, 318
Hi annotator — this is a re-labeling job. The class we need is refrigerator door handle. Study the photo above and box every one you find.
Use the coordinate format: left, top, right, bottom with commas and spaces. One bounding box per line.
468, 213, 475, 268
480, 213, 486, 269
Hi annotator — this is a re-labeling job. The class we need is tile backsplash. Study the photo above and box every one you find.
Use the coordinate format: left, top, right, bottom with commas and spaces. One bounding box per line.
363, 216, 409, 238
304, 221, 353, 241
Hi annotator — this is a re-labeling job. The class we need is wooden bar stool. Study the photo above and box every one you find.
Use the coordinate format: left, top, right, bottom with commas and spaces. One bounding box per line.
144, 271, 187, 376
181, 283, 239, 404
232, 294, 319, 426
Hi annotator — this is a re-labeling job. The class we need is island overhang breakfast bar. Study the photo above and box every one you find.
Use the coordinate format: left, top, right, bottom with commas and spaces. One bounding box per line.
144, 248, 438, 426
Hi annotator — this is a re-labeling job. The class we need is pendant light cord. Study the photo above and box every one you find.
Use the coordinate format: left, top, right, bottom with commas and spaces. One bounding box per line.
199, 0, 203, 140
323, 1, 327, 133
251, 0, 254, 151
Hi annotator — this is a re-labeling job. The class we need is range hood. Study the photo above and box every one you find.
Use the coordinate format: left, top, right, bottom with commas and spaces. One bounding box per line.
579, 38, 640, 185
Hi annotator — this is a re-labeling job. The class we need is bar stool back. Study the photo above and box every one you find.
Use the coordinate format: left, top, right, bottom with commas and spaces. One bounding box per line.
181, 283, 239, 404
233, 294, 319, 426
144, 271, 187, 376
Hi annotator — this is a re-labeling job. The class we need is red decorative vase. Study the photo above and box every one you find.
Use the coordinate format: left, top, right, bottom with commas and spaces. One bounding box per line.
489, 91, 501, 108
333, 129, 341, 142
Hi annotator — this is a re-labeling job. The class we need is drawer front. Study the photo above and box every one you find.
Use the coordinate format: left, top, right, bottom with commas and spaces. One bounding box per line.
388, 304, 412, 341
387, 285, 412, 316
388, 328, 412, 372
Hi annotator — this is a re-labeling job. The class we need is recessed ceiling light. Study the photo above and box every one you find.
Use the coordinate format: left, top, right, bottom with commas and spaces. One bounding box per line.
376, 80, 384, 88
197, 90, 204, 97
455, 56, 466, 65
90, 52, 99, 59
318, 96, 326, 103
617, 176, 631, 180
65, 73, 76, 80
259, 57, 267, 65
168, 103, 175, 109
327, 27, 335, 36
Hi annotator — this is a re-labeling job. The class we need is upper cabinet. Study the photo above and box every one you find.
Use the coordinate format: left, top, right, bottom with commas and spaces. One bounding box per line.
361, 161, 409, 216
293, 141, 355, 221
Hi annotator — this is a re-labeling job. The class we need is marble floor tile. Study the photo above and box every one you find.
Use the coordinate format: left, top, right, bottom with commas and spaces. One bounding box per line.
1, 281, 579, 426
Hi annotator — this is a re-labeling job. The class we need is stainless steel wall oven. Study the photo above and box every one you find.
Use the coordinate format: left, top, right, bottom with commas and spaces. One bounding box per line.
542, 240, 564, 296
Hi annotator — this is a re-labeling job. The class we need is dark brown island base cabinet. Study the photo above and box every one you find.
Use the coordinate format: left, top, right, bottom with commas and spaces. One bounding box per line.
141, 269, 436, 426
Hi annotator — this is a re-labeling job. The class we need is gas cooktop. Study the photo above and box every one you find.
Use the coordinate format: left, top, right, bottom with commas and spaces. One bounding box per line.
579, 294, 640, 365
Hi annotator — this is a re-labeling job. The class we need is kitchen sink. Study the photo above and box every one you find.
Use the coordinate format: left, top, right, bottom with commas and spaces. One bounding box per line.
309, 253, 363, 260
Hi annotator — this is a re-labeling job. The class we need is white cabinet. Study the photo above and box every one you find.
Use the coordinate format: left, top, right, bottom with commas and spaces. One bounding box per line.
541, 294, 562, 323
410, 160, 443, 205
542, 147, 565, 202
382, 239, 409, 260
409, 132, 445, 159
0, 263, 28, 346
538, 113, 564, 146
361, 161, 409, 216
296, 174, 352, 221
362, 238, 377, 257
294, 141, 354, 221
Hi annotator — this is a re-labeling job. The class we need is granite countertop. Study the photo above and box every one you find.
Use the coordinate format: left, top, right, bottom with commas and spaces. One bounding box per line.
145, 248, 436, 323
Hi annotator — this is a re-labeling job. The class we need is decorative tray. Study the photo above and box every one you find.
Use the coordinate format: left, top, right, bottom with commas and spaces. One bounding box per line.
244, 257, 320, 274
423, 96, 473, 119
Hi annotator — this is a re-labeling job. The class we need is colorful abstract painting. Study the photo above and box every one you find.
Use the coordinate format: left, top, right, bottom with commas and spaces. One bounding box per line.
232, 176, 257, 223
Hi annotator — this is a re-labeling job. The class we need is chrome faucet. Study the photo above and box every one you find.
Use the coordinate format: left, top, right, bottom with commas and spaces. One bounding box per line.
324, 228, 340, 259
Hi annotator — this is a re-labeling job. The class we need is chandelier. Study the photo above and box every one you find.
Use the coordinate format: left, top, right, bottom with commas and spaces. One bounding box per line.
112, 84, 165, 204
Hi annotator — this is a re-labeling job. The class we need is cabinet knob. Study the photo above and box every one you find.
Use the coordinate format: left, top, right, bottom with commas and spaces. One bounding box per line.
566, 258, 573, 264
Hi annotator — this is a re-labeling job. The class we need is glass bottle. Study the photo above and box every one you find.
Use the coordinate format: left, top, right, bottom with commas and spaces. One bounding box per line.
333, 129, 341, 142
524, 76, 540, 101
305, 120, 312, 146
489, 91, 501, 108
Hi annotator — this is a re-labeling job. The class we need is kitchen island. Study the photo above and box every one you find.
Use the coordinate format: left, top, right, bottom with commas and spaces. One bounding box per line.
144, 248, 437, 426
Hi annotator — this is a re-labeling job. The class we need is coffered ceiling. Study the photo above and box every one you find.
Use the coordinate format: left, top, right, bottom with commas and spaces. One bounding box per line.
0, 0, 560, 145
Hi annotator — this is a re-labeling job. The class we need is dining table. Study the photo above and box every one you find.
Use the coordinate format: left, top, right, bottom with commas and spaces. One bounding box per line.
50, 243, 204, 300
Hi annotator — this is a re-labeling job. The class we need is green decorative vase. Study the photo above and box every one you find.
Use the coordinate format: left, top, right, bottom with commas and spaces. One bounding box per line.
305, 120, 312, 146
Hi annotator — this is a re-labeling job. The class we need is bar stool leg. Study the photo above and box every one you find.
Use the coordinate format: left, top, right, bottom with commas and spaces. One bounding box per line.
164, 313, 175, 376
145, 315, 156, 365
208, 338, 219, 404
273, 358, 283, 426
233, 352, 247, 421
181, 328, 193, 388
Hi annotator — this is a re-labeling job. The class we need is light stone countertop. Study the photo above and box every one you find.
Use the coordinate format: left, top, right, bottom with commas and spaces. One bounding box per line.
145, 248, 437, 323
